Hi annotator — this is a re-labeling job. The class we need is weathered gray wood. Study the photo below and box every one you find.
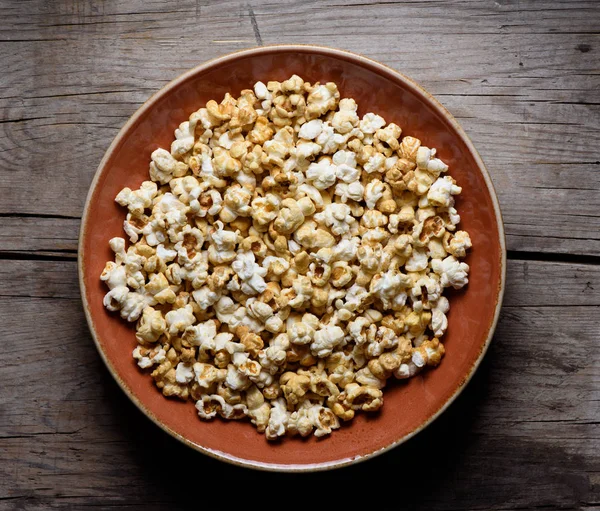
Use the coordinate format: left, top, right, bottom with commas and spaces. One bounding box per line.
0, 217, 79, 256
0, 0, 599, 255
1, 0, 599, 509
0, 259, 598, 509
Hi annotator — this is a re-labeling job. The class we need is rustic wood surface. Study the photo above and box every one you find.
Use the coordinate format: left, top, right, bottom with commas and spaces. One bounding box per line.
1, 0, 598, 509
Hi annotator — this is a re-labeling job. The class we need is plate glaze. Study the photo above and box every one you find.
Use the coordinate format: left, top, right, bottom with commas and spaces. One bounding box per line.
78, 45, 506, 471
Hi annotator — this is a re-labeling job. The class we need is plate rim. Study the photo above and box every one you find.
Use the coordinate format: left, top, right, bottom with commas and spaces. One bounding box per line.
77, 44, 507, 472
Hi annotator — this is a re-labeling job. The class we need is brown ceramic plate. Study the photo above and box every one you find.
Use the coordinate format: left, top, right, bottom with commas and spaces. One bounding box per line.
78, 45, 506, 472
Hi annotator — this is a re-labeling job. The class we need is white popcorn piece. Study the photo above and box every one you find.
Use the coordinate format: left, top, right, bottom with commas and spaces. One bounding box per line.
298, 119, 324, 140
306, 158, 337, 190
311, 325, 345, 358
427, 176, 462, 208
192, 286, 220, 310
432, 256, 470, 289
363, 153, 386, 174
171, 121, 195, 157
251, 193, 281, 226
431, 296, 450, 337
231, 251, 268, 296
333, 150, 360, 182
115, 181, 158, 215
120, 291, 151, 322
103, 285, 129, 312
444, 230, 472, 258
297, 183, 325, 209
335, 181, 364, 203
136, 306, 167, 343
100, 262, 127, 290
262, 255, 290, 278
165, 304, 196, 336
331, 236, 360, 263
359, 112, 386, 134
405, 248, 429, 272
220, 184, 252, 222
265, 398, 290, 440
193, 362, 223, 389
315, 122, 345, 154
338, 283, 370, 312
307, 83, 339, 118
175, 362, 195, 384
149, 148, 188, 184
196, 189, 223, 218
394, 361, 420, 379
331, 98, 359, 134
183, 319, 217, 347
287, 313, 319, 345
314, 203, 356, 236
208, 221, 238, 264
225, 363, 251, 391
416, 146, 448, 175
364, 179, 386, 209
370, 270, 410, 310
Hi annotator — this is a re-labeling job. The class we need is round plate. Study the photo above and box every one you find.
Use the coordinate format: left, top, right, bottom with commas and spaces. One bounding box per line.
78, 45, 506, 472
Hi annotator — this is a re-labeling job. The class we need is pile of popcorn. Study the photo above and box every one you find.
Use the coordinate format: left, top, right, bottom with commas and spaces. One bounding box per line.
101, 75, 472, 440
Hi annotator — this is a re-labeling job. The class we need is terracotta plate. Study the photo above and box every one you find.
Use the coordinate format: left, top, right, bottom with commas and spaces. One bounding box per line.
78, 45, 506, 471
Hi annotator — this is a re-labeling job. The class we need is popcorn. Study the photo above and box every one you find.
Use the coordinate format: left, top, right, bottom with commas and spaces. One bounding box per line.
165, 304, 196, 336
115, 181, 158, 215
431, 296, 450, 337
443, 230, 472, 258
363, 153, 386, 174
340, 383, 384, 412
364, 179, 386, 209
427, 176, 462, 208
220, 184, 252, 222
405, 247, 429, 272
251, 193, 281, 227
335, 181, 364, 203
265, 398, 290, 440
310, 325, 345, 358
274, 198, 306, 235
331, 98, 359, 134
315, 122, 345, 154
298, 119, 323, 140
102, 75, 471, 442
231, 251, 268, 295
432, 255, 470, 289
175, 362, 195, 384
133, 345, 166, 369
149, 148, 188, 184
370, 270, 411, 310
136, 306, 166, 344
359, 112, 386, 134
306, 158, 337, 190
314, 203, 356, 236
375, 123, 402, 155
306, 82, 340, 118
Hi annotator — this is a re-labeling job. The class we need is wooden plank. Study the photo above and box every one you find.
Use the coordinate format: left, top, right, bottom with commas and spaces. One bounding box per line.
0, 0, 599, 256
0, 216, 79, 256
0, 258, 598, 508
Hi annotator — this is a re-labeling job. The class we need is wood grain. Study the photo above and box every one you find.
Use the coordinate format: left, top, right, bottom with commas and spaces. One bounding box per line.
0, 0, 599, 509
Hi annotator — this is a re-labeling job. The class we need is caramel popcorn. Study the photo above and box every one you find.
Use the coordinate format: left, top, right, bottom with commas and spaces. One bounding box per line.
101, 75, 471, 441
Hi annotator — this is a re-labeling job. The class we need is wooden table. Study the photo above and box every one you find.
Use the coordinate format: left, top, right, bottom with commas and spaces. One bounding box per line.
1, 1, 598, 509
